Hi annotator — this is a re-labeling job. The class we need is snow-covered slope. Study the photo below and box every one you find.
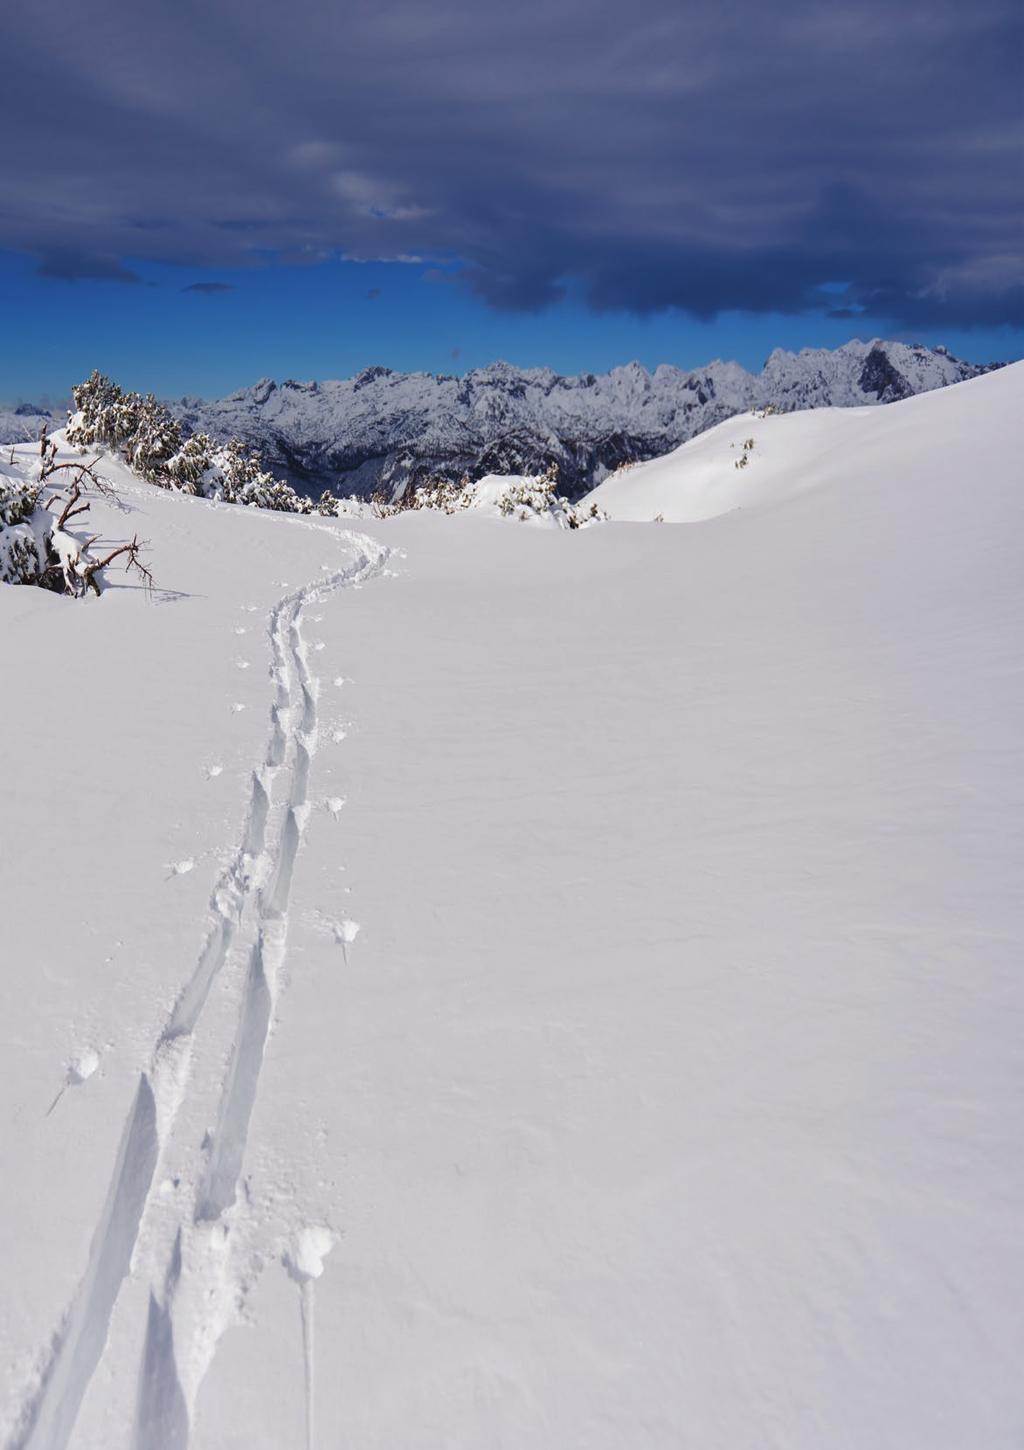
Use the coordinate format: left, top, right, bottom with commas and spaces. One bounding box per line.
585, 360, 1023, 522
1, 365, 1021, 1449
167, 339, 1002, 499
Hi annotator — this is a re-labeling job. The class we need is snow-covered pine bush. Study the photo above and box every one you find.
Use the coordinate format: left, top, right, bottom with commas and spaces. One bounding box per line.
1, 455, 153, 596
165, 433, 213, 494
0, 475, 52, 586
376, 463, 605, 528
733, 436, 756, 471
412, 474, 473, 515
496, 463, 562, 521
67, 372, 179, 482
490, 464, 605, 528
202, 438, 313, 513
67, 372, 324, 516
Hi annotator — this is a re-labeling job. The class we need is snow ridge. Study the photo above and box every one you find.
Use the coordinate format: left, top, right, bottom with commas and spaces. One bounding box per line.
8, 531, 389, 1450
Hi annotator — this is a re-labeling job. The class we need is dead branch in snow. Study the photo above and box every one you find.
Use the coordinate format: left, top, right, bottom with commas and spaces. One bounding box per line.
79, 534, 154, 596
43, 467, 156, 597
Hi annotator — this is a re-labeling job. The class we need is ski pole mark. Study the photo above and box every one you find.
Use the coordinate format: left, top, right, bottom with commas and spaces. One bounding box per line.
285, 1227, 335, 1450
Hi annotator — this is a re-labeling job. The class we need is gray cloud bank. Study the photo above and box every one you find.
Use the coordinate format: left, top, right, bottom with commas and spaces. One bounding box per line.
3, 0, 1021, 326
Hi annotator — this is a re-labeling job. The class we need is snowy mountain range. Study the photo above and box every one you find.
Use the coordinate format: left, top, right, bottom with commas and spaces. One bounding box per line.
1, 339, 1004, 500
170, 339, 1001, 499
0, 402, 63, 446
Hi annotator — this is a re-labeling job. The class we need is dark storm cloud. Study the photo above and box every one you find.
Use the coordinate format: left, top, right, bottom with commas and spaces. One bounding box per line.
2, 0, 1020, 328
37, 254, 142, 284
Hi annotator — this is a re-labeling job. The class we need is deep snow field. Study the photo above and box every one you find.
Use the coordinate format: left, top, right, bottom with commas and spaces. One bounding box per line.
1, 363, 1022, 1449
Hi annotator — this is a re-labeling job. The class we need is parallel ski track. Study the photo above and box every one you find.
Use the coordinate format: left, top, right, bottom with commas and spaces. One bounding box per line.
9, 531, 388, 1450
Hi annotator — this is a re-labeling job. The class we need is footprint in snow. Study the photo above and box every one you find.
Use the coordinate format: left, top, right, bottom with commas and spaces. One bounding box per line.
47, 1047, 101, 1116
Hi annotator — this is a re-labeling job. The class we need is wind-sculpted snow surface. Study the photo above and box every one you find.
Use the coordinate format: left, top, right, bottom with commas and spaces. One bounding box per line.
1, 366, 1022, 1449
167, 338, 1002, 499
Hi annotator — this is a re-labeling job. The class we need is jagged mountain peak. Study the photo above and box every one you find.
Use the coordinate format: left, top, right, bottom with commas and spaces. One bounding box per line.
1, 340, 1003, 499
160, 339, 1000, 500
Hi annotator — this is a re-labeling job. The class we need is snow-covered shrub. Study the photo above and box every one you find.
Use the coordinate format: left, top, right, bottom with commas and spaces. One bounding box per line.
202, 438, 313, 513
495, 463, 564, 521
733, 436, 756, 471
412, 474, 473, 515
0, 475, 41, 529
1, 455, 153, 597
0, 475, 52, 586
371, 463, 605, 529
68, 372, 179, 482
484, 464, 606, 528
67, 372, 323, 516
165, 433, 213, 494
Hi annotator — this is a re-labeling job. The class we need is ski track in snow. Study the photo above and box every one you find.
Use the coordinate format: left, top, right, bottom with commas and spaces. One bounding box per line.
8, 530, 389, 1450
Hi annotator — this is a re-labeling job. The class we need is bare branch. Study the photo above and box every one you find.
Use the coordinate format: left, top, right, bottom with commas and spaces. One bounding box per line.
80, 534, 155, 596
54, 480, 89, 531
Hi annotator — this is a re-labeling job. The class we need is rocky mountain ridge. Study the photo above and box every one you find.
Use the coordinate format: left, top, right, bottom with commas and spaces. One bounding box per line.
2, 340, 1004, 499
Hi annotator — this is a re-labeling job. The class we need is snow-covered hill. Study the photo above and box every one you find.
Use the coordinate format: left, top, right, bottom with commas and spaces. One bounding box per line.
585, 358, 1022, 522
1, 365, 1021, 1449
166, 339, 1002, 500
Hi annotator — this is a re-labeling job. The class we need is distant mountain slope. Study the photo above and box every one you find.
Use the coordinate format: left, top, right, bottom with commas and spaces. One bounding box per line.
0, 403, 56, 446
166, 339, 1004, 500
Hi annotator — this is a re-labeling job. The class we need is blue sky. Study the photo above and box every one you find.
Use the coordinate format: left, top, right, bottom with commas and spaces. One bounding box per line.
2, 249, 1020, 405
1, 0, 1021, 403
